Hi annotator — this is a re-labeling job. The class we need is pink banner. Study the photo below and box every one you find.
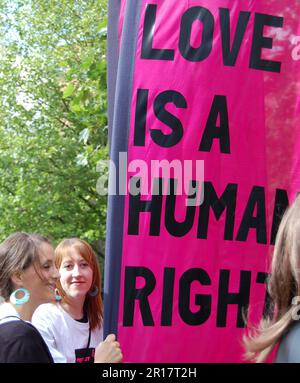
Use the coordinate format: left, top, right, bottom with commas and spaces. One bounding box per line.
118, 0, 126, 46
117, 0, 300, 362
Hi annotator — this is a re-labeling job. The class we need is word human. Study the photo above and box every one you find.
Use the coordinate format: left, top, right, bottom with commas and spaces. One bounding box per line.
142, 4, 283, 72
128, 177, 291, 245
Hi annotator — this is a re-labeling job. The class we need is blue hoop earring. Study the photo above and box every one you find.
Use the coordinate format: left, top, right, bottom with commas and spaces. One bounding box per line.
88, 286, 98, 297
10, 288, 30, 305
55, 288, 62, 301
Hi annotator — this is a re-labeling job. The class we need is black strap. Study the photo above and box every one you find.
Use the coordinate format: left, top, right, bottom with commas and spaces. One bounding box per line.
86, 327, 91, 350
79, 327, 92, 363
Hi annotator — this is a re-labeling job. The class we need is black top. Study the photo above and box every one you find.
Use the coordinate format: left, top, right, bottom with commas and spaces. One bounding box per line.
0, 320, 54, 363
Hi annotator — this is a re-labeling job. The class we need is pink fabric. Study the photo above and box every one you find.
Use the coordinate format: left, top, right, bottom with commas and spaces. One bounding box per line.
118, 0, 126, 47
117, 0, 300, 362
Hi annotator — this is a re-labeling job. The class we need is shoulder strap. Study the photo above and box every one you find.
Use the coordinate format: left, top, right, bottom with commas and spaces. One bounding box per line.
79, 327, 92, 363
86, 327, 91, 349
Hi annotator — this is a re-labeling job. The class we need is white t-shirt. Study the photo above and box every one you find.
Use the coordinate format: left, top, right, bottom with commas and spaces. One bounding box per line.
32, 303, 103, 363
0, 302, 20, 323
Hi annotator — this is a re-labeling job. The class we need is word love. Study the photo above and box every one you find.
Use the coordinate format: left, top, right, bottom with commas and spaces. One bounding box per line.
142, 4, 283, 73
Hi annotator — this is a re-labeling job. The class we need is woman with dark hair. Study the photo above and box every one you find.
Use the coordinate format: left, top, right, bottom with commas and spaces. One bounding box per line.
244, 195, 300, 362
0, 232, 59, 362
0, 233, 122, 363
32, 238, 121, 363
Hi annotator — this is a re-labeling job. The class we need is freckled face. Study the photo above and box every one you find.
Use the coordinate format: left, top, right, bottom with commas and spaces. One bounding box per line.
59, 248, 93, 299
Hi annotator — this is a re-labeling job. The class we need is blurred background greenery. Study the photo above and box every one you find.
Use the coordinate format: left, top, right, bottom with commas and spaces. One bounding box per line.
0, 0, 109, 260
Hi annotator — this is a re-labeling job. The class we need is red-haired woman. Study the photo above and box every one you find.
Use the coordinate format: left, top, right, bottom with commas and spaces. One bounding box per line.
32, 238, 122, 363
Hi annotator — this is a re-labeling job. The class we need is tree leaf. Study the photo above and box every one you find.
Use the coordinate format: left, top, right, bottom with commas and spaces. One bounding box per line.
62, 83, 75, 98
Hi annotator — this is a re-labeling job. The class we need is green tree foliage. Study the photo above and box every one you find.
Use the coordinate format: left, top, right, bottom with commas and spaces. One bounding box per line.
0, 0, 109, 253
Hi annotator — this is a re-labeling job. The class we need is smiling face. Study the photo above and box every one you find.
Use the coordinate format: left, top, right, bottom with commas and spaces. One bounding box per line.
19, 242, 60, 307
59, 247, 93, 300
